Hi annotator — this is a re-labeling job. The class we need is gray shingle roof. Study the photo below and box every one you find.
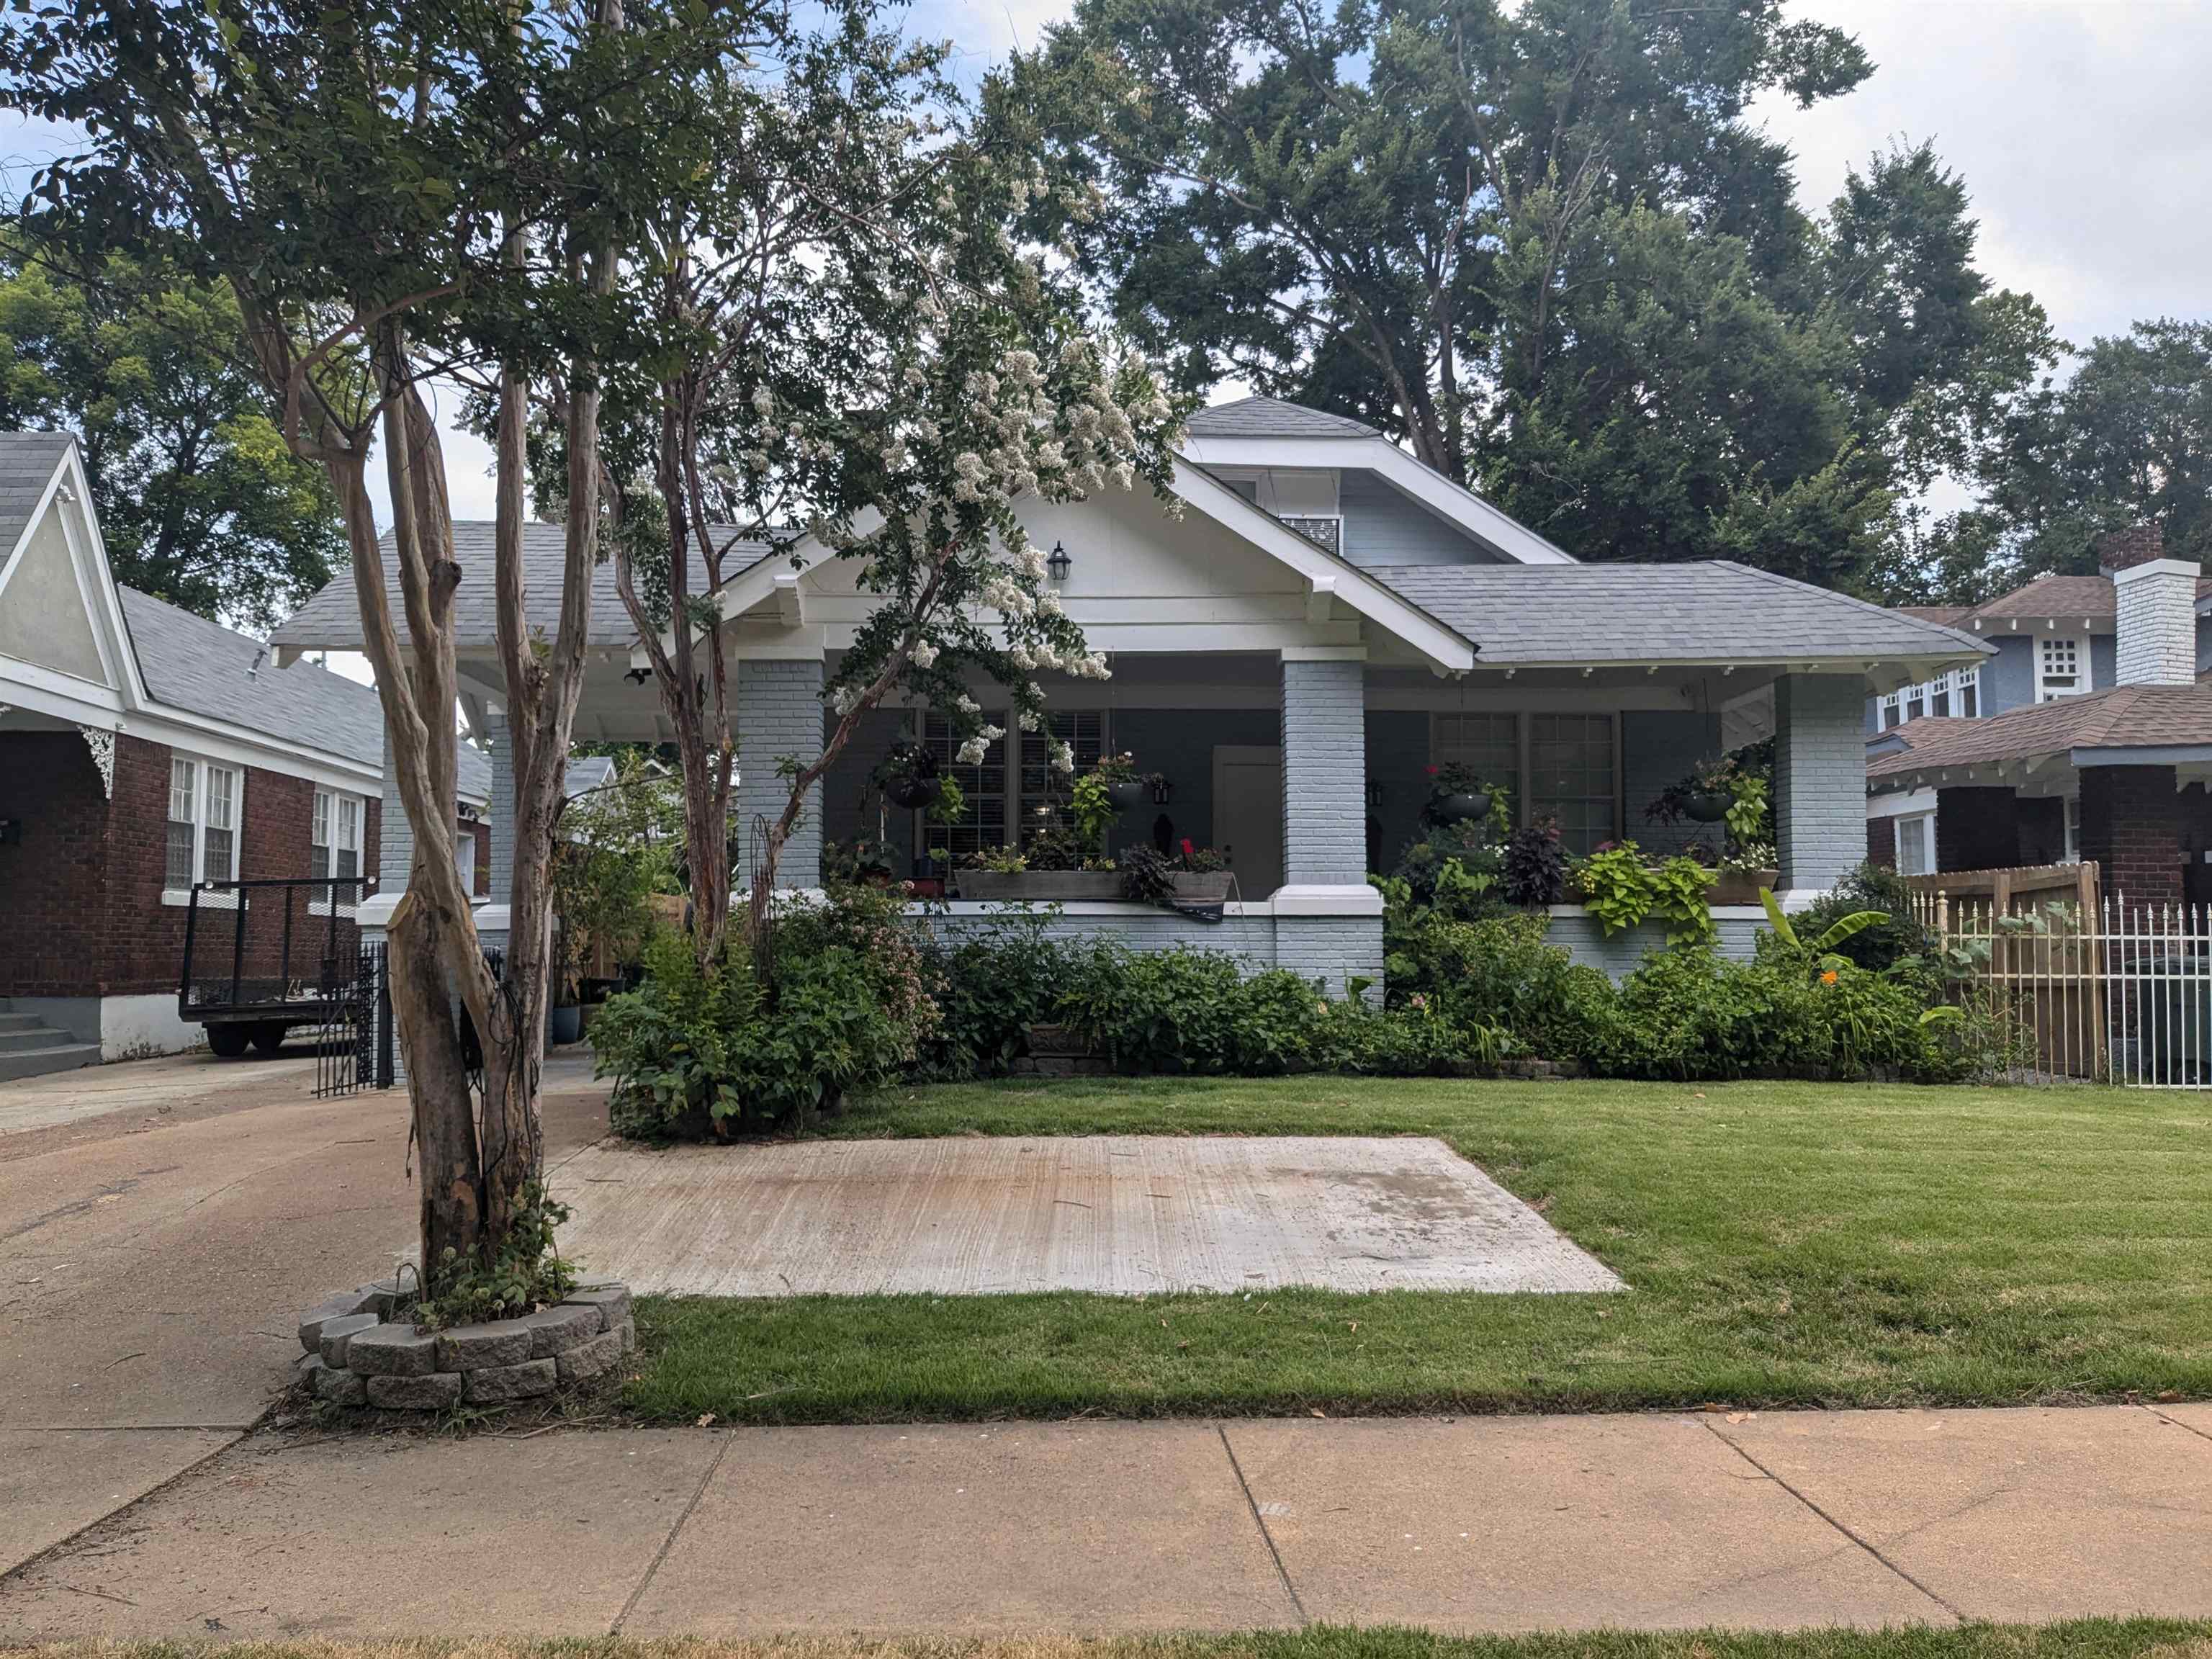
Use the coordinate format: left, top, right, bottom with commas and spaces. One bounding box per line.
0, 431, 76, 559
120, 585, 488, 798
269, 521, 770, 652
1184, 395, 1382, 440
1363, 562, 1995, 665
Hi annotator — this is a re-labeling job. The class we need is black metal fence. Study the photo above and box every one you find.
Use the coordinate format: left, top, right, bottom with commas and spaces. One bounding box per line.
178, 876, 372, 1019
313, 940, 393, 1097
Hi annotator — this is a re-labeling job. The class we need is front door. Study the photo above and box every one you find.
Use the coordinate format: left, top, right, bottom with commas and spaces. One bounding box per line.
1212, 745, 1284, 899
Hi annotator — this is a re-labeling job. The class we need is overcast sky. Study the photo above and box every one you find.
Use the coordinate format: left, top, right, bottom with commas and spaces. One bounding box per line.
6, 0, 2208, 529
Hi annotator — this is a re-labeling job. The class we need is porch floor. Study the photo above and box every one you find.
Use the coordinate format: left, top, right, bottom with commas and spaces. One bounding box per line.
552, 1133, 1624, 1297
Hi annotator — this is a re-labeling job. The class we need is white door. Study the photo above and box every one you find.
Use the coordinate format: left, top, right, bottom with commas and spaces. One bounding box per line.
1212, 745, 1284, 899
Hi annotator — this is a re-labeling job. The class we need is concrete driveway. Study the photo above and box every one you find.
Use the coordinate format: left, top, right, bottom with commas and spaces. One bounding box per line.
0, 1042, 611, 1576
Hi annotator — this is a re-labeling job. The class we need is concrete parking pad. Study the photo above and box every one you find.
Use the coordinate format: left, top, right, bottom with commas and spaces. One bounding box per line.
1709, 1406, 2212, 1622
1223, 1413, 1952, 1631
623, 1421, 1298, 1635
2158, 1401, 2212, 1441
0, 1428, 238, 1576
0, 1428, 723, 1643
556, 1135, 1624, 1297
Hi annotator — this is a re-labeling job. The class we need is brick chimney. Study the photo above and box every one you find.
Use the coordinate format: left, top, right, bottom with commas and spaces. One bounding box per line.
2099, 523, 2200, 686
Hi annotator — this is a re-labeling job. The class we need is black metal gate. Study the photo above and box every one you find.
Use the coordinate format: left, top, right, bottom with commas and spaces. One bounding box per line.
313, 940, 392, 1097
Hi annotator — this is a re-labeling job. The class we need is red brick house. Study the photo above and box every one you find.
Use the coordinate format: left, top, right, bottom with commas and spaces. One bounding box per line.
0, 433, 488, 1076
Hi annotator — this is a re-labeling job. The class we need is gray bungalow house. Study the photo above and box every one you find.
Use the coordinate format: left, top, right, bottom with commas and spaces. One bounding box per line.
272, 396, 1988, 991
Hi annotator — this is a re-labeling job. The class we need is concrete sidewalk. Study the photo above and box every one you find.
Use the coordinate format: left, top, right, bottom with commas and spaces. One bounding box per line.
4, 1403, 2208, 1642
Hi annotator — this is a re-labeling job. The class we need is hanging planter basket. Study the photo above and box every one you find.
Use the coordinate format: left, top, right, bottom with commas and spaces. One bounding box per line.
1683, 789, 1732, 824
1105, 778, 1149, 811
1431, 790, 1492, 824
884, 773, 942, 811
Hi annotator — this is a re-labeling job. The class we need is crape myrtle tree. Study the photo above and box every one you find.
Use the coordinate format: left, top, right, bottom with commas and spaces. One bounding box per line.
557, 9, 1183, 967
3, 0, 750, 1285
997, 0, 2051, 595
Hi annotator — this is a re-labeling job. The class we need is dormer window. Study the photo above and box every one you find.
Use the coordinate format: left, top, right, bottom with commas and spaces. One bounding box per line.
2038, 636, 2087, 701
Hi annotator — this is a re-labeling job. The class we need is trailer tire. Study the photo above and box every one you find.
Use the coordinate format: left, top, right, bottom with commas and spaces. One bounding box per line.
206, 1024, 250, 1059
250, 1022, 289, 1056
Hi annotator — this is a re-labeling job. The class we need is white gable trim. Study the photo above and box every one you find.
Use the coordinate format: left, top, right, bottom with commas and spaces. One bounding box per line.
1177, 433, 1579, 565
703, 471, 1477, 673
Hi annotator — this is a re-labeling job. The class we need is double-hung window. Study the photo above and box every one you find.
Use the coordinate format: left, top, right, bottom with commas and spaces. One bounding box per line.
312, 790, 363, 909
922, 710, 1009, 860
165, 755, 240, 900
1894, 812, 1934, 877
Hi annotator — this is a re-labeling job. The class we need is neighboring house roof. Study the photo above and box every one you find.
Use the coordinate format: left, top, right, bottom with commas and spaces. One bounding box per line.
1866, 685, 2212, 786
1896, 604, 1972, 628
270, 521, 765, 653
1363, 562, 1993, 667
1184, 395, 1382, 440
1932, 571, 2212, 629
0, 431, 76, 559
119, 585, 489, 800
564, 754, 616, 798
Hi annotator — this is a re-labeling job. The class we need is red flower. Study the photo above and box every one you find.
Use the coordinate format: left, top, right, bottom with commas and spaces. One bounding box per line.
1425, 764, 1439, 775
1181, 837, 1195, 859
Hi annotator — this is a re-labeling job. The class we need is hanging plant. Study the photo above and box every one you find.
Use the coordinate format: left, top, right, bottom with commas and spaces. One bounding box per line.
874, 739, 942, 810
1094, 751, 1166, 811
1424, 761, 1493, 824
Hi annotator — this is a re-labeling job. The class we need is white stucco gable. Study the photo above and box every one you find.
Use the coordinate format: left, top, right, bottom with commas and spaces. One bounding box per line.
0, 437, 145, 729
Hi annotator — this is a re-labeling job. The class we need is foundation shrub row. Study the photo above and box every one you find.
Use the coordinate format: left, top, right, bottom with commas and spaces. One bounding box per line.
593, 866, 1997, 1142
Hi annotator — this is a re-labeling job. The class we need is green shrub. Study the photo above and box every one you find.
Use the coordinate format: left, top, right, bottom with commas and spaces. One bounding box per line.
593, 897, 927, 1139
1793, 861, 1936, 971
1059, 943, 1247, 1071
913, 914, 1074, 1080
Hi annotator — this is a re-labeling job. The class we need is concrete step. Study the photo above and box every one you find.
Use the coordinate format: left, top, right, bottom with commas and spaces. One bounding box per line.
0, 1028, 75, 1054
0, 1042, 100, 1082
0, 1012, 52, 1035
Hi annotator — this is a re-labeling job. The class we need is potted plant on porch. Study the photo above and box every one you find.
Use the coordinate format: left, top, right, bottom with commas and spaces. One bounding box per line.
1094, 751, 1166, 812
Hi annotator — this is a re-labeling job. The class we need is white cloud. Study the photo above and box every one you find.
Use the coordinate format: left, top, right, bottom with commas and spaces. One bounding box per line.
1750, 0, 2212, 346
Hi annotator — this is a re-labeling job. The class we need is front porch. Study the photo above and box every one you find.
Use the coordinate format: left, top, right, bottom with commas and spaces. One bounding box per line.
762, 649, 1873, 990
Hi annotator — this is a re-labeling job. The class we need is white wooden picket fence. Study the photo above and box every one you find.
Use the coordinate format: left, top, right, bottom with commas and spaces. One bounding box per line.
1905, 861, 2212, 1087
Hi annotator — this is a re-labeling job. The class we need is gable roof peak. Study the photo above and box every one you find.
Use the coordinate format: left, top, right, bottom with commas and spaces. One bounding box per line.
1183, 395, 1382, 441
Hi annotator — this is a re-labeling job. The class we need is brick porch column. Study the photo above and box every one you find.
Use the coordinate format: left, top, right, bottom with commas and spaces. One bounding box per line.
485, 708, 515, 909
736, 657, 824, 890
2080, 765, 2182, 906
1278, 651, 1383, 997
1934, 785, 2020, 872
1774, 672, 1866, 895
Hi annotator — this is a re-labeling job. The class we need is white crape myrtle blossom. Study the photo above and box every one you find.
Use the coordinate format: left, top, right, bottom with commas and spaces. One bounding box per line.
1051, 739, 1074, 773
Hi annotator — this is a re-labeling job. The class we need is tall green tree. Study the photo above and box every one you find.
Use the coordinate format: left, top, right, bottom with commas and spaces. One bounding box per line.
999, 0, 2051, 594
0, 244, 341, 627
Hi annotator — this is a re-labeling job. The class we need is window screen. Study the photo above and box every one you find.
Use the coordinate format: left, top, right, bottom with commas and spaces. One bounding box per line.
1020, 709, 1105, 842
923, 709, 1008, 859
1432, 712, 1519, 793
1529, 714, 1616, 855
166, 758, 197, 890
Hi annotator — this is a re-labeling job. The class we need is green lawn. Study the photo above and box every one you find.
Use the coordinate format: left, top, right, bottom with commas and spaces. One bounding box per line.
624, 1074, 2212, 1425
32, 1624, 2212, 1659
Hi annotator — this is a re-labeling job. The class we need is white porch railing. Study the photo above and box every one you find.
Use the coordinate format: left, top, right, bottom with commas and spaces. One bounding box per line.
1908, 863, 2212, 1088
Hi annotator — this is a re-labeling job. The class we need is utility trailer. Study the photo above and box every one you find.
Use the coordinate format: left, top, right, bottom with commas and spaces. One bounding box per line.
178, 876, 382, 1068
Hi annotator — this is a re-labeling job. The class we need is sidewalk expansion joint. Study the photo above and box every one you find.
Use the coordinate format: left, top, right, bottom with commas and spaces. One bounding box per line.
1216, 1423, 1308, 1626
1700, 1418, 1964, 1623
611, 1427, 732, 1633
2149, 1403, 2212, 1446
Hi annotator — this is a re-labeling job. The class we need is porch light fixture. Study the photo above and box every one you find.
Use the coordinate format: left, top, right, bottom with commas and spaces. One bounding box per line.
1046, 541, 1071, 584
624, 665, 652, 685
1149, 776, 1172, 806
